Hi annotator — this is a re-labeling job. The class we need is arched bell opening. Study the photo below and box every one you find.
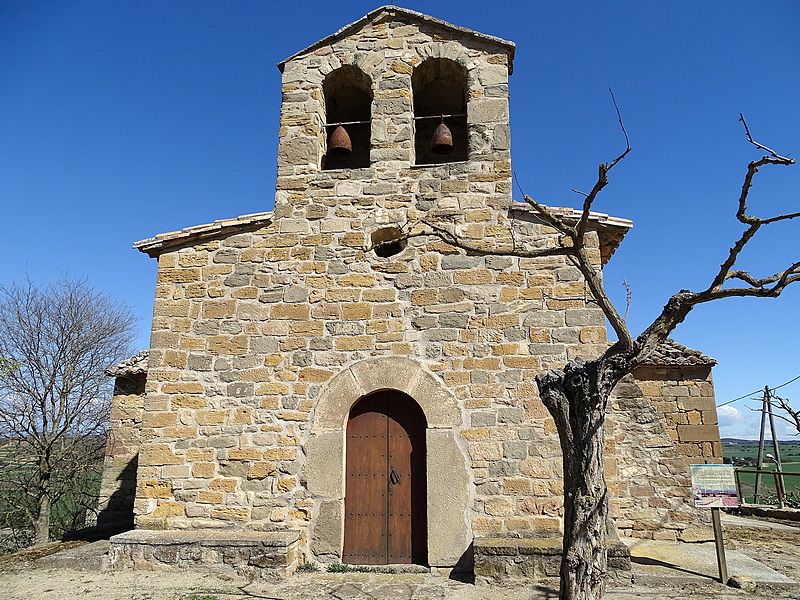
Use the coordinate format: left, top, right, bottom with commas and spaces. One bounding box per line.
412, 58, 468, 165
322, 65, 372, 170
343, 390, 428, 565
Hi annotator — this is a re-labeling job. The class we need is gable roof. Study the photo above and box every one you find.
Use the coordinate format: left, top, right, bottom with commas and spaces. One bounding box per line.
639, 339, 717, 367
106, 350, 149, 377
278, 5, 516, 73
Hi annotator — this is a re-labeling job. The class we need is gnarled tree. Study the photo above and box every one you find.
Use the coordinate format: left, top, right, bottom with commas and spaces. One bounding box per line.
0, 277, 136, 546
395, 115, 797, 600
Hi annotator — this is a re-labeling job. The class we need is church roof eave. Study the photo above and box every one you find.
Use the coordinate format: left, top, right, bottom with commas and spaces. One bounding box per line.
509, 203, 633, 265
133, 211, 274, 258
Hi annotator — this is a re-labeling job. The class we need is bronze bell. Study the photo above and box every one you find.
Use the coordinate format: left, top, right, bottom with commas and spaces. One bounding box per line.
328, 125, 352, 157
430, 121, 454, 155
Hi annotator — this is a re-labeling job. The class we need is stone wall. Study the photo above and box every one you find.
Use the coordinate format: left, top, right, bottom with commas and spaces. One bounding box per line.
632, 364, 722, 464
97, 365, 146, 530
610, 377, 707, 541
134, 212, 613, 552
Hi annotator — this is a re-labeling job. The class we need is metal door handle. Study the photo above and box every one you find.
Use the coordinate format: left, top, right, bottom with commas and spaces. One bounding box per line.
390, 466, 401, 486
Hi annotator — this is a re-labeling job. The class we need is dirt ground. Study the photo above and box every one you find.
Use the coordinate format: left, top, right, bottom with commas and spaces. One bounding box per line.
0, 518, 799, 600
725, 523, 800, 586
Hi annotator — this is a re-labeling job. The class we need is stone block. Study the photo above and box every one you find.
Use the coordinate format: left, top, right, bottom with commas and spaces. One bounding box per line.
207, 335, 249, 355
192, 462, 215, 478
140, 444, 183, 466
157, 269, 201, 284
198, 490, 224, 504
469, 442, 502, 461
676, 424, 720, 443
303, 432, 344, 498
262, 448, 296, 461
228, 447, 263, 461
271, 304, 310, 320
153, 500, 183, 517
196, 411, 225, 426
211, 506, 249, 521
334, 336, 374, 351
140, 480, 172, 499
203, 300, 236, 319
255, 382, 289, 395
427, 429, 471, 567
143, 412, 177, 428
248, 462, 277, 479
161, 382, 204, 394
312, 500, 343, 557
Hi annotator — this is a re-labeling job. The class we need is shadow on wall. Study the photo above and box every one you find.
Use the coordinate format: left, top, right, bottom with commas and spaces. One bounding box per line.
95, 454, 138, 532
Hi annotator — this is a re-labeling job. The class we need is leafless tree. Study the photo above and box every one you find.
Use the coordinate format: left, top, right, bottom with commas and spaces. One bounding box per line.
0, 277, 136, 546
770, 393, 800, 435
397, 115, 798, 600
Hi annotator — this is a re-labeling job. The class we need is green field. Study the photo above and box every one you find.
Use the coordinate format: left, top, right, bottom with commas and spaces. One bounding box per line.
722, 440, 800, 504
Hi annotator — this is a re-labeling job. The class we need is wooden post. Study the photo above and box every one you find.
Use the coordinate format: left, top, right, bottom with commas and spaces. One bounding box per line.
753, 388, 768, 503
766, 388, 786, 508
711, 507, 728, 585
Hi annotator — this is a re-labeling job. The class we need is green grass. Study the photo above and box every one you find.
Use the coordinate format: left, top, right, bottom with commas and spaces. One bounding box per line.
326, 562, 397, 574
723, 441, 800, 461
722, 441, 800, 503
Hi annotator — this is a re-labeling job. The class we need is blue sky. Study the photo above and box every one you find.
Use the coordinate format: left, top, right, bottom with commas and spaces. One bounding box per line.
1, 1, 798, 438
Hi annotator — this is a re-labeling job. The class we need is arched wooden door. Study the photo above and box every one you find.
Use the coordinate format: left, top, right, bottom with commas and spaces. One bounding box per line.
343, 390, 427, 565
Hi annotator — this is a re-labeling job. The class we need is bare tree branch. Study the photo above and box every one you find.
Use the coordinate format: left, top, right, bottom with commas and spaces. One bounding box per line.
769, 394, 800, 434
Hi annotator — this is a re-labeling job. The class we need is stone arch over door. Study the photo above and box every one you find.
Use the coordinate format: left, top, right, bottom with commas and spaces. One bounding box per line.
304, 356, 470, 567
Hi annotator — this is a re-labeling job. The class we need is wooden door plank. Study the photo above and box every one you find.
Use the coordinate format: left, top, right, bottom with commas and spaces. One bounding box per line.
343, 395, 388, 564
387, 410, 412, 563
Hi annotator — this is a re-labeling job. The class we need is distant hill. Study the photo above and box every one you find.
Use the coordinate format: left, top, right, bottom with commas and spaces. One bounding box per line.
721, 437, 800, 444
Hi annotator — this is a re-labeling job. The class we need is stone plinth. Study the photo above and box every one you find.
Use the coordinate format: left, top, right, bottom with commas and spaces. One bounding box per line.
107, 529, 301, 579
474, 537, 630, 581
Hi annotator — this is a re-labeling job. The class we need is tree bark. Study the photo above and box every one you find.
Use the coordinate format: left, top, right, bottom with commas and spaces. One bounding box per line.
34, 490, 51, 546
537, 358, 624, 600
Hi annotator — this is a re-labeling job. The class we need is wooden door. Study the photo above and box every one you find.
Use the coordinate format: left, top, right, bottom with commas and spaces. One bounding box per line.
343, 391, 427, 565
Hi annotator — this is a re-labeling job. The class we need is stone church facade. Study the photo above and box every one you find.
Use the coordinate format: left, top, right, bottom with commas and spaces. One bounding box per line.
100, 6, 722, 578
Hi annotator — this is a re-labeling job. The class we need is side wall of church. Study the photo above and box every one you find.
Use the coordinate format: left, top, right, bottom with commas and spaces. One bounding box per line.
97, 374, 145, 529
632, 364, 722, 463
610, 372, 716, 542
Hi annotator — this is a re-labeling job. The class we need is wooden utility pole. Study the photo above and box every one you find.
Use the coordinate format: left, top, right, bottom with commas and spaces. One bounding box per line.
754, 387, 768, 503
754, 386, 784, 505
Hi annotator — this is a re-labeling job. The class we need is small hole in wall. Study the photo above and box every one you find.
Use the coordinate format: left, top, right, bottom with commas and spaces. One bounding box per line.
371, 228, 406, 258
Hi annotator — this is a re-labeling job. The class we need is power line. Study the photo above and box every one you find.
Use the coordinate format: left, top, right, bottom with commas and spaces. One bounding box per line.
716, 374, 800, 408
771, 374, 800, 392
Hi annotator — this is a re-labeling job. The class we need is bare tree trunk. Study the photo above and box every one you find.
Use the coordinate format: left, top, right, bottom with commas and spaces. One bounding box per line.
538, 358, 621, 600
34, 492, 51, 546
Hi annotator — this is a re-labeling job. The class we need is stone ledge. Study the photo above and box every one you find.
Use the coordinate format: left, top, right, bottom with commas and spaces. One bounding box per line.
474, 537, 631, 581
739, 504, 800, 522
107, 529, 301, 579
